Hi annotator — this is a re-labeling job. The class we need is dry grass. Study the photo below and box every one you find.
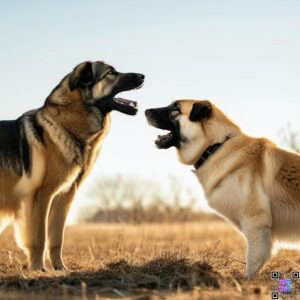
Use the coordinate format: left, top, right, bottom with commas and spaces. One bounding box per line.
0, 220, 299, 299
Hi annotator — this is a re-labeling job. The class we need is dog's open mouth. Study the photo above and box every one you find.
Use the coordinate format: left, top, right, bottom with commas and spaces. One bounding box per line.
112, 97, 138, 115
96, 96, 138, 116
155, 131, 175, 149
110, 80, 144, 115
145, 110, 179, 149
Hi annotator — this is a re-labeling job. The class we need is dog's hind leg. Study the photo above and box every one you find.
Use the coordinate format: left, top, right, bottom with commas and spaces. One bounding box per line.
47, 184, 77, 271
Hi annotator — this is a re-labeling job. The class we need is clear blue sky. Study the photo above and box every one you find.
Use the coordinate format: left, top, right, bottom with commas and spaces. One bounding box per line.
0, 1, 299, 217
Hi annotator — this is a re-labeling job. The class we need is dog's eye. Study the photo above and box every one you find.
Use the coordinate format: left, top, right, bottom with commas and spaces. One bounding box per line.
107, 70, 116, 76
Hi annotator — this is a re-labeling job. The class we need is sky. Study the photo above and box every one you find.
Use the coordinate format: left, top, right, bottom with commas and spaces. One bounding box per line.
0, 1, 299, 220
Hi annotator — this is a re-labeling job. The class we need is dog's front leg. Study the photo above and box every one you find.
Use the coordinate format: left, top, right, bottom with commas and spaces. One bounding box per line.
47, 184, 77, 271
14, 188, 54, 271
30, 189, 56, 271
0, 218, 9, 235
241, 218, 272, 278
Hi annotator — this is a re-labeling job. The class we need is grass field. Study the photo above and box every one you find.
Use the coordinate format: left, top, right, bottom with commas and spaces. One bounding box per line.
0, 219, 299, 299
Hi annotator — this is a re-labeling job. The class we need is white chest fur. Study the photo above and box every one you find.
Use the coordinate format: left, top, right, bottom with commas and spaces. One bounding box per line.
205, 171, 250, 229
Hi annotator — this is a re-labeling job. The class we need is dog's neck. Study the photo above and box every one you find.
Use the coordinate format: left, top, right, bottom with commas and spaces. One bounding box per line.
193, 136, 230, 169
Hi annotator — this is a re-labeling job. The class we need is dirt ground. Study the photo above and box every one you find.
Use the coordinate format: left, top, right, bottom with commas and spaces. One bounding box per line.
0, 220, 299, 299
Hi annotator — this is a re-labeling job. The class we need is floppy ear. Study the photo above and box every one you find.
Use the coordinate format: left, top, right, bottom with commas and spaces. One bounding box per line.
189, 101, 212, 121
69, 62, 95, 91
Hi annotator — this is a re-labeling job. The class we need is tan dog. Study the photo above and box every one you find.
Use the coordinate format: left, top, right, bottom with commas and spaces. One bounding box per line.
145, 99, 300, 277
0, 60, 144, 271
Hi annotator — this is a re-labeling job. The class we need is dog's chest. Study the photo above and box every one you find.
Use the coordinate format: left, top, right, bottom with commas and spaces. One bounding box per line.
57, 165, 81, 194
201, 172, 252, 229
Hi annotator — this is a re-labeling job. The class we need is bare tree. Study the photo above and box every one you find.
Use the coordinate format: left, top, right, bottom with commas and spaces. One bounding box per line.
82, 175, 203, 223
278, 124, 300, 153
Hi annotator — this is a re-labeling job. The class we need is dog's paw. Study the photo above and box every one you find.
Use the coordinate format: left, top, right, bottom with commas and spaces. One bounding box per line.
51, 261, 69, 272
30, 264, 47, 272
53, 265, 69, 272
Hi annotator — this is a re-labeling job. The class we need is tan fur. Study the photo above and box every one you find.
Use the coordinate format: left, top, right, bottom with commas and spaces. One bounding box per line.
174, 100, 300, 277
0, 71, 112, 271
0, 59, 145, 271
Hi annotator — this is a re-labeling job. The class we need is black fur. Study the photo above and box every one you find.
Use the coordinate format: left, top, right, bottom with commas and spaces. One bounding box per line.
0, 120, 26, 176
69, 62, 95, 91
45, 74, 69, 104
67, 130, 85, 160
189, 101, 212, 122
0, 121, 22, 175
20, 124, 31, 175
69, 61, 112, 92
0, 61, 144, 179
29, 114, 44, 144
47, 61, 144, 116
145, 103, 181, 149
145, 106, 175, 131
94, 96, 114, 115
0, 112, 46, 176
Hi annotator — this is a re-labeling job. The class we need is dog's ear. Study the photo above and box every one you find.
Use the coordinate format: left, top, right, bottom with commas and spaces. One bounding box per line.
69, 61, 95, 91
189, 101, 212, 122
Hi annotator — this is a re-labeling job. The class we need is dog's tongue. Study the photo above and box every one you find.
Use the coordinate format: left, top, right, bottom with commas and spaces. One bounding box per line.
112, 97, 138, 115
113, 97, 137, 108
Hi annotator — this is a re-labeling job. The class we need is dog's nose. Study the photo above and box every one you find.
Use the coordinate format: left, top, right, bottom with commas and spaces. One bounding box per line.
136, 73, 145, 80
145, 109, 152, 117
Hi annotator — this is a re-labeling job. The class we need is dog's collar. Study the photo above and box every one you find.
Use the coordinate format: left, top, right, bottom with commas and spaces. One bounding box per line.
193, 136, 230, 170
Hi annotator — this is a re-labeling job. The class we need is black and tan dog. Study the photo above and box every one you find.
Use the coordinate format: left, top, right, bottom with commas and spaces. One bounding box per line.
146, 100, 300, 277
0, 61, 144, 271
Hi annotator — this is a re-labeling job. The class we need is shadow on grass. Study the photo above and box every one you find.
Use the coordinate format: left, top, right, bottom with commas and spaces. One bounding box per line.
0, 256, 222, 298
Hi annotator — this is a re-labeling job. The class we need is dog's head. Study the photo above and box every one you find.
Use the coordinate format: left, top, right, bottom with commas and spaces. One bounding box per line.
145, 100, 241, 165
49, 61, 144, 116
